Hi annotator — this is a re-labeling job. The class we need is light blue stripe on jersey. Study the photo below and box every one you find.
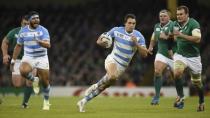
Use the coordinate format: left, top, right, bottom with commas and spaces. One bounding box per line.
18, 25, 50, 57
113, 58, 127, 67
107, 27, 146, 66
114, 53, 129, 62
115, 38, 134, 46
115, 45, 133, 55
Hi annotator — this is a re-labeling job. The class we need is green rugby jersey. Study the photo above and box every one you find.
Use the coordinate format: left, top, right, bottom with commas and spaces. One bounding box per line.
171, 18, 200, 57
153, 20, 175, 58
6, 27, 24, 59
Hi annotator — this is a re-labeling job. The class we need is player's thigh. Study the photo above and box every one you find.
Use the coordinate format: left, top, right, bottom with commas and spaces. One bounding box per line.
154, 61, 167, 75
173, 53, 187, 77
154, 53, 171, 74
105, 62, 119, 79
12, 60, 25, 87
37, 68, 50, 87
187, 56, 202, 75
11, 74, 25, 87
19, 62, 33, 75
174, 60, 186, 77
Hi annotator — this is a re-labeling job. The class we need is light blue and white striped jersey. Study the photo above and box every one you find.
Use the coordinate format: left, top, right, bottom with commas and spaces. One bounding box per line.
17, 25, 50, 57
107, 27, 146, 67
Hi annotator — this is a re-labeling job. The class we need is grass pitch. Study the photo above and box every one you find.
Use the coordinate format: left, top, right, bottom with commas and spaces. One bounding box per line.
0, 96, 209, 118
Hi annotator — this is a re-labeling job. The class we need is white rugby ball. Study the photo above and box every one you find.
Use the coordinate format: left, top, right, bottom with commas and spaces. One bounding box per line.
100, 32, 112, 48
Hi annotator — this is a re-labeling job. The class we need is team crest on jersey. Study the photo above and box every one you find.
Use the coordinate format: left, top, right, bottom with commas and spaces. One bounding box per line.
20, 31, 43, 38
114, 31, 130, 40
156, 28, 160, 31
15, 34, 19, 38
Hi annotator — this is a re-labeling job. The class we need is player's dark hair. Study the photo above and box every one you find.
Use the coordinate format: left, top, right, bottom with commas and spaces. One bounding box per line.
124, 14, 136, 23
177, 5, 189, 14
22, 15, 29, 21
28, 11, 39, 18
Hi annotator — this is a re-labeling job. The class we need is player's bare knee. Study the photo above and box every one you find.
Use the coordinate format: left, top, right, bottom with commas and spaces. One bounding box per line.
108, 73, 118, 80
13, 83, 22, 88
154, 68, 162, 76
19, 62, 32, 77
174, 70, 183, 79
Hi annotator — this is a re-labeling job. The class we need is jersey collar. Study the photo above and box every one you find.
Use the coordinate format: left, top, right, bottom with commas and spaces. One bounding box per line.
177, 18, 189, 29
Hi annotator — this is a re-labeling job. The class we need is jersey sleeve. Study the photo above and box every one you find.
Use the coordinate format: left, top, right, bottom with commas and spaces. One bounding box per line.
191, 19, 200, 30
41, 27, 50, 41
17, 30, 24, 45
137, 32, 146, 47
6, 29, 15, 42
107, 27, 117, 38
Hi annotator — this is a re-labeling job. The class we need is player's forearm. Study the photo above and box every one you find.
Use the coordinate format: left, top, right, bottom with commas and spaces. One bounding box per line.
37, 40, 51, 48
1, 37, 9, 56
149, 40, 155, 50
137, 45, 148, 58
179, 34, 201, 43
12, 44, 22, 60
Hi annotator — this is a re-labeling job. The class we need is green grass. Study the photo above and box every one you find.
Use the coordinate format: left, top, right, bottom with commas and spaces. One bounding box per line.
0, 96, 209, 118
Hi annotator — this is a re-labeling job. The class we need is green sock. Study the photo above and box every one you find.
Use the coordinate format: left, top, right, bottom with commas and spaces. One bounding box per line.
14, 87, 22, 96
154, 76, 162, 98
196, 83, 204, 104
22, 86, 33, 104
175, 79, 184, 98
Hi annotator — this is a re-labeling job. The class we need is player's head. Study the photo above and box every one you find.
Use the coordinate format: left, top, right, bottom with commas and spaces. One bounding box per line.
21, 15, 29, 27
124, 14, 136, 33
176, 5, 189, 23
159, 9, 171, 25
28, 11, 40, 29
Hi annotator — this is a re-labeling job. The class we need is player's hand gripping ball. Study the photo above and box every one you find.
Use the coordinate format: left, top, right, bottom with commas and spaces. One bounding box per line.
100, 32, 112, 48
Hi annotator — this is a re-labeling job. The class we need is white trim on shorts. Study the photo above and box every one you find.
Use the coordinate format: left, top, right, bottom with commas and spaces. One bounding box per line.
12, 59, 21, 75
174, 53, 202, 74
21, 55, 49, 70
155, 53, 174, 69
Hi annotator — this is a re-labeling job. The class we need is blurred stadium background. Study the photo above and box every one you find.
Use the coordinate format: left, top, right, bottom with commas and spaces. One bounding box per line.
0, 0, 210, 97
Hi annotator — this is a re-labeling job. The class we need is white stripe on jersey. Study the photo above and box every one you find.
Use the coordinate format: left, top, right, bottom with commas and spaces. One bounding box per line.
24, 40, 39, 46
113, 44, 133, 59
25, 52, 47, 57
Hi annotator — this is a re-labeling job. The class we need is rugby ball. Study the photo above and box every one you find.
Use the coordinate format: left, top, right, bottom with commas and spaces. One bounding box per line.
100, 32, 112, 48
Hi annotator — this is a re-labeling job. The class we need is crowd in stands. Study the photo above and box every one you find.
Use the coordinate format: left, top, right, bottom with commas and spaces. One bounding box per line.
0, 0, 210, 95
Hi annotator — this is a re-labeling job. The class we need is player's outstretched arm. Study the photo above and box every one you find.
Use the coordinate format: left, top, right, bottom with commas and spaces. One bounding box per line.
148, 32, 156, 55
12, 44, 22, 61
1, 36, 10, 65
10, 44, 22, 72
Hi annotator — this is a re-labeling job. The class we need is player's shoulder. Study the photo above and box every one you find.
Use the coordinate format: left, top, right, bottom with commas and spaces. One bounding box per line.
189, 18, 200, 25
133, 29, 142, 35
9, 27, 21, 33
38, 25, 48, 31
154, 23, 160, 28
111, 26, 123, 31
19, 26, 28, 32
